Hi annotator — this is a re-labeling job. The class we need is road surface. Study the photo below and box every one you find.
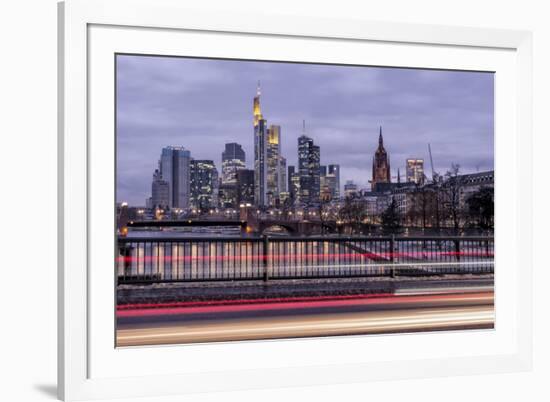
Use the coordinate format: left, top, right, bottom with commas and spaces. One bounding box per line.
117, 287, 494, 346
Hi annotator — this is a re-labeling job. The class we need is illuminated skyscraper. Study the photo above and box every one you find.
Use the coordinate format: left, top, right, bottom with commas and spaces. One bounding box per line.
372, 126, 391, 191
320, 164, 340, 201
190, 159, 219, 209
406, 159, 425, 185
266, 124, 281, 204
253, 83, 287, 206
160, 146, 191, 209
328, 164, 340, 199
311, 145, 320, 202
265, 124, 288, 205
253, 82, 268, 206
221, 143, 246, 185
288, 165, 300, 205
279, 156, 287, 195
320, 166, 330, 201
297, 122, 321, 205
218, 183, 238, 208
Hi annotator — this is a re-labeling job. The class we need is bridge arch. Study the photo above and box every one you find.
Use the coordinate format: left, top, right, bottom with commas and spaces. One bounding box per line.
259, 223, 297, 235
320, 222, 338, 233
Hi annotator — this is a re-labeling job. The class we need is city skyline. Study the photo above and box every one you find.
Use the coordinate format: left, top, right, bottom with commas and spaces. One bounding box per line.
116, 54, 494, 205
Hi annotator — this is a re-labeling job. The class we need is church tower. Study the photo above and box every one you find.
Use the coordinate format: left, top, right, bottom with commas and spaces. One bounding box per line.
372, 126, 391, 191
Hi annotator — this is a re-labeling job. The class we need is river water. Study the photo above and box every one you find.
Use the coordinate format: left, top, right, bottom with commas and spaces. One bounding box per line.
117, 229, 494, 282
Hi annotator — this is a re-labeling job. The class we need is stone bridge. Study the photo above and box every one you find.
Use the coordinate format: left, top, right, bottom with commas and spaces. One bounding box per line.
247, 218, 338, 236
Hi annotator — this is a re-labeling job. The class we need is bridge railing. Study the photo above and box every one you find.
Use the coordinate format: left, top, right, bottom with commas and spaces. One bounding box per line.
116, 236, 494, 284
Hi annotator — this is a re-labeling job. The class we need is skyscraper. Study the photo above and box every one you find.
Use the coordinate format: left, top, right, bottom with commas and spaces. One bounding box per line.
218, 183, 238, 209
189, 159, 218, 209
297, 122, 321, 205
372, 126, 391, 191
320, 165, 330, 201
160, 146, 191, 209
320, 164, 340, 201
236, 169, 255, 205
406, 159, 425, 185
288, 165, 300, 205
253, 82, 268, 206
266, 124, 283, 205
311, 145, 320, 202
279, 156, 287, 195
298, 135, 312, 203
221, 143, 246, 185
288, 165, 295, 198
328, 164, 340, 199
151, 169, 169, 209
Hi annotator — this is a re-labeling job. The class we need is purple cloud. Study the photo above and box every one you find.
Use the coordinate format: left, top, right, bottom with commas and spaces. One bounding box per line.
116, 55, 494, 205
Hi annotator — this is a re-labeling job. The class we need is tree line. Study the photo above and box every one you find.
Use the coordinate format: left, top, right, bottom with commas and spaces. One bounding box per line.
337, 164, 494, 235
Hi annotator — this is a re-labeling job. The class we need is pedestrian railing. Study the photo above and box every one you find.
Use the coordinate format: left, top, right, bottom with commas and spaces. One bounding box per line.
116, 236, 494, 284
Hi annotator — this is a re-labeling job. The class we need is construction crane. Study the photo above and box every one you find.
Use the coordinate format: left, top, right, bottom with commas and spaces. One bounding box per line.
428, 143, 436, 182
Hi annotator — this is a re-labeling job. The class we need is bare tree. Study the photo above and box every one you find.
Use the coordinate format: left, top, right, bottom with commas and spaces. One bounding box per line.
338, 197, 367, 235
380, 197, 402, 235
407, 185, 433, 229
317, 199, 332, 234
442, 164, 465, 234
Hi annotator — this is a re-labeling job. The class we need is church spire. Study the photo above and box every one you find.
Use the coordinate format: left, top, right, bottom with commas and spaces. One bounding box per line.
372, 125, 391, 191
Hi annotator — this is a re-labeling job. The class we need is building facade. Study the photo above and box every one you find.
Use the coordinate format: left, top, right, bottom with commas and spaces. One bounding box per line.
218, 183, 239, 209
236, 169, 255, 205
288, 165, 300, 205
221, 143, 246, 185
266, 124, 287, 205
344, 180, 358, 198
159, 146, 191, 209
457, 170, 494, 208
320, 164, 340, 201
328, 164, 341, 199
279, 156, 287, 196
298, 127, 321, 205
189, 159, 219, 210
406, 158, 425, 185
151, 169, 169, 209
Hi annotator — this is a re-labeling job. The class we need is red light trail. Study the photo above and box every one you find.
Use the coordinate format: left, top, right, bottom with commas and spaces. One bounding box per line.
116, 292, 493, 318
115, 250, 493, 264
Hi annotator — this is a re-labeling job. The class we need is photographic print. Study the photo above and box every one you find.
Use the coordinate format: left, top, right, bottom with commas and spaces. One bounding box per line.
115, 55, 494, 347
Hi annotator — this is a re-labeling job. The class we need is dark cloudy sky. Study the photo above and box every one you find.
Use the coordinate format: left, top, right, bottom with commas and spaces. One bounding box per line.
116, 54, 494, 205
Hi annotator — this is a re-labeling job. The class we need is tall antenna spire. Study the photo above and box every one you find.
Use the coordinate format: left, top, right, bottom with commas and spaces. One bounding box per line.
253, 81, 263, 126
303, 119, 306, 133
379, 126, 383, 146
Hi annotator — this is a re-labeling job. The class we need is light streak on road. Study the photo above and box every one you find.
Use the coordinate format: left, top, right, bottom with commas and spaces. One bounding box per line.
117, 306, 494, 346
116, 291, 494, 347
117, 292, 493, 318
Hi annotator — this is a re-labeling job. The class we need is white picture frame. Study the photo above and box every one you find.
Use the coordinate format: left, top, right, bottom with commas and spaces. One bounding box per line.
58, 0, 533, 400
